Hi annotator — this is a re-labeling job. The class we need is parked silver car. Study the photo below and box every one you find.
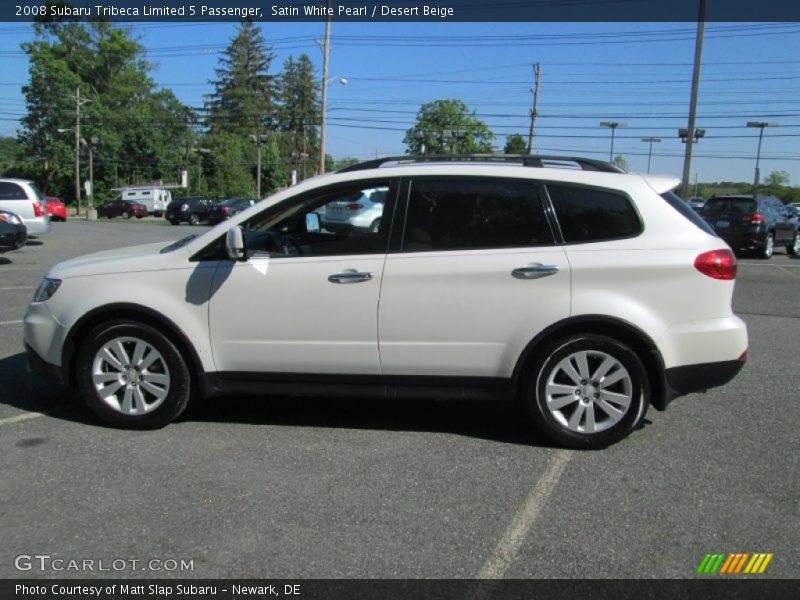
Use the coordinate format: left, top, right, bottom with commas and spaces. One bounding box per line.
0, 178, 52, 235
319, 187, 387, 233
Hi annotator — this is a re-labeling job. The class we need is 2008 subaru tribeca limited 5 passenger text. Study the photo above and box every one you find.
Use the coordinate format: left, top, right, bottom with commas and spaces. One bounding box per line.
24, 155, 748, 449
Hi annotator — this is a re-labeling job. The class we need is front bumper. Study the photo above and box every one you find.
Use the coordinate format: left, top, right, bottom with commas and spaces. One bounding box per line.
0, 227, 26, 251
25, 342, 63, 383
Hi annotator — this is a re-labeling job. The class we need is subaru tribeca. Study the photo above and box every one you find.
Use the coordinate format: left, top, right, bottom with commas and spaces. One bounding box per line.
24, 155, 748, 449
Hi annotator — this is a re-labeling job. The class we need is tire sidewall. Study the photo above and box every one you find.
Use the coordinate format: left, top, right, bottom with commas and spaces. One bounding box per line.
189, 214, 199, 226
761, 233, 774, 259
76, 321, 191, 429
525, 335, 649, 449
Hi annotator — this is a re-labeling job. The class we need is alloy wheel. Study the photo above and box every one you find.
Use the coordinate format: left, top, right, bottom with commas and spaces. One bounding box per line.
543, 350, 633, 434
91, 336, 171, 415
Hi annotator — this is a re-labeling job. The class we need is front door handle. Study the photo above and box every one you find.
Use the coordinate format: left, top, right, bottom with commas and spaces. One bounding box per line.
511, 263, 560, 280
328, 269, 373, 284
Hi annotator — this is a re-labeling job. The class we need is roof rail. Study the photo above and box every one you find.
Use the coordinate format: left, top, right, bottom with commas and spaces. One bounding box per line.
336, 154, 626, 174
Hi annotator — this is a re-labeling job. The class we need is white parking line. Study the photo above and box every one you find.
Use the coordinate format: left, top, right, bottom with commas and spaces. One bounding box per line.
0, 404, 75, 426
0, 286, 35, 290
476, 450, 573, 579
0, 319, 23, 326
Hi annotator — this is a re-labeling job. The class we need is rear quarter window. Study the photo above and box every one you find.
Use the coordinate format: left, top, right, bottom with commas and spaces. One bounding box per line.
661, 190, 717, 236
546, 183, 642, 243
0, 181, 28, 201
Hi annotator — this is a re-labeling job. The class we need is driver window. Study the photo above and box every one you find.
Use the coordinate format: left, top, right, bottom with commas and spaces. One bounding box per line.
243, 181, 391, 257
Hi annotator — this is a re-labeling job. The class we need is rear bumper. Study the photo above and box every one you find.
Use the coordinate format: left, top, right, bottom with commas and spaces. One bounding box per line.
23, 215, 51, 235
662, 358, 745, 403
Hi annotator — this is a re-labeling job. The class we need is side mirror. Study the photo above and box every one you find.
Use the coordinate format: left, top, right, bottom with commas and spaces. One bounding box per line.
305, 212, 321, 233
225, 226, 247, 262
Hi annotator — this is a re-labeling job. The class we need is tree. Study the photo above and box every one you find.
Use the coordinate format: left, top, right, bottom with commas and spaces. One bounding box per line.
0, 137, 19, 176
278, 54, 320, 180
763, 170, 789, 196
18, 21, 193, 203
403, 99, 494, 155
206, 21, 277, 137
612, 155, 629, 171
504, 134, 527, 155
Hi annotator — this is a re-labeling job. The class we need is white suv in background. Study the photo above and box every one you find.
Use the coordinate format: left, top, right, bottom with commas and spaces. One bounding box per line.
24, 155, 748, 449
0, 178, 52, 235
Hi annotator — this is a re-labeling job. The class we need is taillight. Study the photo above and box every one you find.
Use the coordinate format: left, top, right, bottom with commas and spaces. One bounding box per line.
345, 203, 364, 211
221, 206, 231, 214
694, 249, 737, 280
742, 212, 764, 223
738, 350, 747, 362
33, 202, 45, 217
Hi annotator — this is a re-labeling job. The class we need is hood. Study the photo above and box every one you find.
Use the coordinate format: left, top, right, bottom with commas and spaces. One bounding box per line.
48, 241, 189, 279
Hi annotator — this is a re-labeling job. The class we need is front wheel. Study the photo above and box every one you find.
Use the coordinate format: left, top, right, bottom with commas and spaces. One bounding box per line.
76, 321, 192, 429
121, 211, 131, 219
787, 232, 800, 256
188, 214, 200, 226
522, 335, 649, 449
760, 232, 774, 259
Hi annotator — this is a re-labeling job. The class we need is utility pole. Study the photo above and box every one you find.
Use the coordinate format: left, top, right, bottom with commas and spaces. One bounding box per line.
681, 0, 706, 199
318, 0, 332, 174
527, 63, 541, 154
256, 141, 262, 198
87, 138, 94, 216
70, 87, 90, 216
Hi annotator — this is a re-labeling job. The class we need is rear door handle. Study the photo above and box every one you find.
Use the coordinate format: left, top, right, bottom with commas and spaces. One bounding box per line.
511, 263, 560, 279
328, 269, 373, 284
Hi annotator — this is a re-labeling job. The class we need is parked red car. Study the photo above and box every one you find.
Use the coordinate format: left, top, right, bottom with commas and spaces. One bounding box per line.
97, 199, 148, 219
43, 195, 67, 221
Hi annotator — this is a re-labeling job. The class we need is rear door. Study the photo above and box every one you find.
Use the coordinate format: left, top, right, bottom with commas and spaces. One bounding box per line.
378, 177, 570, 379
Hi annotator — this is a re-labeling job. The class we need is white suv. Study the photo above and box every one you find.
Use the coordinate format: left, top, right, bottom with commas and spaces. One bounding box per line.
24, 156, 748, 449
0, 178, 52, 235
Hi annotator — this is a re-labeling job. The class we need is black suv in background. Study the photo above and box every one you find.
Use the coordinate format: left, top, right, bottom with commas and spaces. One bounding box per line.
703, 195, 798, 259
165, 196, 213, 226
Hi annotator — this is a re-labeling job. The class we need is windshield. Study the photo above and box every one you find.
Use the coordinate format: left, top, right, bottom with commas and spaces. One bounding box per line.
160, 234, 197, 253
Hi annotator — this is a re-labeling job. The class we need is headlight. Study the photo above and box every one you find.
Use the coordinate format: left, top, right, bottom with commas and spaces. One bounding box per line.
32, 277, 62, 303
0, 212, 21, 225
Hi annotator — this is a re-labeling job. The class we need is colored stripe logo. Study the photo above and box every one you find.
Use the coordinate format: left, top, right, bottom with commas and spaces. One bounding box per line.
697, 553, 773, 574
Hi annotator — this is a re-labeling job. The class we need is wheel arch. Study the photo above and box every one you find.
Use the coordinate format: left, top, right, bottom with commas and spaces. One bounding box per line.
512, 315, 668, 410
62, 303, 205, 388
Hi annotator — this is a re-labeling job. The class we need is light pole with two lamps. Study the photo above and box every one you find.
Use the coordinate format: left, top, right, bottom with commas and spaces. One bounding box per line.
600, 121, 626, 162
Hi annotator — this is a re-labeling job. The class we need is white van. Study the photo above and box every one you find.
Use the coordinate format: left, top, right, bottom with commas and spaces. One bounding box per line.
116, 187, 172, 216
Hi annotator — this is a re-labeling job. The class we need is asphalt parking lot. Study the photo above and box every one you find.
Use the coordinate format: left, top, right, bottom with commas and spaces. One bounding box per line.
1, 219, 797, 579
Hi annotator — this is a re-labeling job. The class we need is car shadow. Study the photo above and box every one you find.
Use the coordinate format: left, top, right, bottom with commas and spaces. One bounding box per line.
0, 351, 557, 448
0, 256, 12, 264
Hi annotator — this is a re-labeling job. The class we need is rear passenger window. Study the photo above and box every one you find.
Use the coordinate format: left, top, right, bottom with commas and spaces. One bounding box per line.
547, 184, 642, 243
0, 182, 27, 200
403, 178, 553, 252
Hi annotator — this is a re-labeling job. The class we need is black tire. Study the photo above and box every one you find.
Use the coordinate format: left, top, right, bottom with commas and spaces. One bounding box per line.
135, 215, 144, 219
787, 231, 800, 256
188, 214, 200, 226
521, 334, 649, 449
76, 321, 192, 429
121, 211, 131, 219
370, 218, 382, 234
760, 232, 774, 259
169, 219, 180, 226
106, 215, 113, 220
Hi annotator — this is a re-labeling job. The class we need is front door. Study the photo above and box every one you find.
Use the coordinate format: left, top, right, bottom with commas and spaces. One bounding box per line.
208, 178, 398, 375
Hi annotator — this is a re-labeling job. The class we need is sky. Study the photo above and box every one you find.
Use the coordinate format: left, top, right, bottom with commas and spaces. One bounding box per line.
0, 20, 799, 184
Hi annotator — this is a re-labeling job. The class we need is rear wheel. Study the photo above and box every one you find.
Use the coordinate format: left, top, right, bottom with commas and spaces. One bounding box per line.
370, 218, 382, 234
76, 321, 192, 429
787, 231, 800, 256
522, 335, 649, 449
121, 211, 131, 219
188, 214, 200, 226
760, 232, 774, 259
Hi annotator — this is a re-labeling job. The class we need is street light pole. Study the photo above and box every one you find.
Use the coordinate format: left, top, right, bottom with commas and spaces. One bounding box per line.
747, 121, 779, 197
600, 122, 626, 162
641, 137, 661, 173
681, 0, 707, 199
